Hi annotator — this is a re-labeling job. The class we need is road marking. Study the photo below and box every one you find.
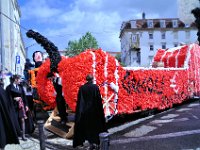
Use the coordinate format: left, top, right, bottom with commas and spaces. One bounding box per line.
124, 125, 157, 137
160, 114, 179, 119
108, 115, 155, 135
176, 108, 191, 112
111, 129, 200, 144
187, 103, 199, 107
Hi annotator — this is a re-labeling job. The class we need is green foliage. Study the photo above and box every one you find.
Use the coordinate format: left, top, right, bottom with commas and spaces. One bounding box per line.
115, 53, 121, 62
115, 53, 126, 67
65, 32, 99, 57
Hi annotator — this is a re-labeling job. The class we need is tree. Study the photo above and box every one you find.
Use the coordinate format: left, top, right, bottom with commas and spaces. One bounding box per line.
115, 53, 126, 67
65, 32, 99, 57
115, 53, 121, 62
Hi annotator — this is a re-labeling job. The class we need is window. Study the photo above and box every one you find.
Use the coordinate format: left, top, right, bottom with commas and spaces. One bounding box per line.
132, 34, 137, 42
130, 20, 136, 28
147, 20, 153, 28
161, 32, 166, 39
162, 43, 166, 49
174, 43, 178, 47
160, 20, 166, 28
149, 33, 153, 39
150, 44, 154, 51
172, 20, 178, 28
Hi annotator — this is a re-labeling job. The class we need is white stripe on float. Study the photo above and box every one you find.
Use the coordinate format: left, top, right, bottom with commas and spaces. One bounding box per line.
90, 51, 96, 84
103, 52, 110, 117
175, 47, 181, 68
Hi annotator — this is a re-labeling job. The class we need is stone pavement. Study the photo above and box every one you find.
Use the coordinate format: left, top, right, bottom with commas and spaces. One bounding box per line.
5, 128, 73, 150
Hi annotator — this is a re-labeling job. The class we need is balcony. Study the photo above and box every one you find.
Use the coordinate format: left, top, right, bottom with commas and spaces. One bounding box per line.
130, 44, 140, 51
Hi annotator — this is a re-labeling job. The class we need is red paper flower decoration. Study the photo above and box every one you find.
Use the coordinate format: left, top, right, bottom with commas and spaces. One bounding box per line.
35, 44, 200, 118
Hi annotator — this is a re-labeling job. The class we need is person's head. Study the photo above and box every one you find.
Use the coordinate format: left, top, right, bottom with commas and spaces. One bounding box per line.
86, 74, 93, 82
26, 58, 30, 62
47, 72, 55, 81
32, 51, 43, 68
12, 74, 21, 85
32, 51, 43, 63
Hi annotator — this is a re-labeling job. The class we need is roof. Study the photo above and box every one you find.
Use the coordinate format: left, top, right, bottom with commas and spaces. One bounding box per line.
120, 18, 197, 37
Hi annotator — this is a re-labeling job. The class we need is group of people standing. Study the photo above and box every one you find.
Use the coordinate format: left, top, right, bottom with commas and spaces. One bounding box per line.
0, 74, 35, 149
1, 53, 107, 150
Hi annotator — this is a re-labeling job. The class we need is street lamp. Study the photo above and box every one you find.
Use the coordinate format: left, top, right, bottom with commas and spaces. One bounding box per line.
25, 43, 37, 57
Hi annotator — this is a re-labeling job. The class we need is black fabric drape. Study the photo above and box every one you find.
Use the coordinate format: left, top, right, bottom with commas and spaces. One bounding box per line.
6, 84, 35, 134
53, 78, 67, 122
0, 86, 19, 148
73, 81, 107, 147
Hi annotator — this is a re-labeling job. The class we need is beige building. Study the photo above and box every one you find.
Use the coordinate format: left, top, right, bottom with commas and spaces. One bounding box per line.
0, 0, 25, 75
120, 0, 199, 67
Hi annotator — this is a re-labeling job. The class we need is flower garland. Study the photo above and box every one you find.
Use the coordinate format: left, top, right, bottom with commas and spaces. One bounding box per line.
36, 59, 56, 108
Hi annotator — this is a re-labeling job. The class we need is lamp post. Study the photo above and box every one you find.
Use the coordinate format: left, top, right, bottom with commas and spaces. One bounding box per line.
25, 43, 37, 57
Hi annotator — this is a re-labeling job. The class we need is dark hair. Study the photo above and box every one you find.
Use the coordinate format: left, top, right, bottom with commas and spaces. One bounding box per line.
46, 72, 54, 78
86, 74, 93, 82
32, 51, 43, 62
12, 74, 21, 80
10, 74, 21, 83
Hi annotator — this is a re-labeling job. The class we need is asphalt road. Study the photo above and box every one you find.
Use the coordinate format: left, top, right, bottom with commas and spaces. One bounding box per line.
109, 99, 200, 150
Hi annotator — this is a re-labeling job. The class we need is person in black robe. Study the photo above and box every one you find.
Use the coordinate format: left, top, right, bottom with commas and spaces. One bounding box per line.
23, 58, 34, 81
73, 74, 107, 150
0, 85, 19, 149
6, 75, 32, 141
47, 72, 68, 124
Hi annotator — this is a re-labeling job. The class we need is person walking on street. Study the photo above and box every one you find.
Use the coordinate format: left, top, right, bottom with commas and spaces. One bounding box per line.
73, 74, 107, 150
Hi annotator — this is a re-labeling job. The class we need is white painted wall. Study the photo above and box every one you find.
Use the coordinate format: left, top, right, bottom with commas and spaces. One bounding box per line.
0, 0, 25, 76
121, 28, 197, 67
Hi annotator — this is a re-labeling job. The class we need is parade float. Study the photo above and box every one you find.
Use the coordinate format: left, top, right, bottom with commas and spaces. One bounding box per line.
26, 6, 200, 139
35, 43, 200, 120
27, 31, 200, 138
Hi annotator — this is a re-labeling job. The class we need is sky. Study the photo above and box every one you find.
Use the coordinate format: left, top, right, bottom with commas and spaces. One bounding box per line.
18, 0, 177, 59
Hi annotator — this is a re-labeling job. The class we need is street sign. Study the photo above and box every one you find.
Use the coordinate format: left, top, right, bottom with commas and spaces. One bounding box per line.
16, 55, 20, 64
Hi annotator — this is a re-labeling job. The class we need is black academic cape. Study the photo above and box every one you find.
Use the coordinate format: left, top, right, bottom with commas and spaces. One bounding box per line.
6, 84, 35, 134
73, 81, 107, 147
0, 86, 19, 148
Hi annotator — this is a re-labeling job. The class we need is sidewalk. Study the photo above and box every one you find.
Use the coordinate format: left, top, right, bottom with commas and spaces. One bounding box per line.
5, 121, 74, 150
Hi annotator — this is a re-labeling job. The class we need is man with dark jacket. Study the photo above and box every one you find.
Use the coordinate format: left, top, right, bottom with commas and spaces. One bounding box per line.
47, 72, 68, 124
73, 74, 107, 150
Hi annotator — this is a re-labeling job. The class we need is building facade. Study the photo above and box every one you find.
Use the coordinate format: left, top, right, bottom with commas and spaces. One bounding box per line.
120, 18, 197, 67
0, 0, 25, 75
120, 0, 199, 67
